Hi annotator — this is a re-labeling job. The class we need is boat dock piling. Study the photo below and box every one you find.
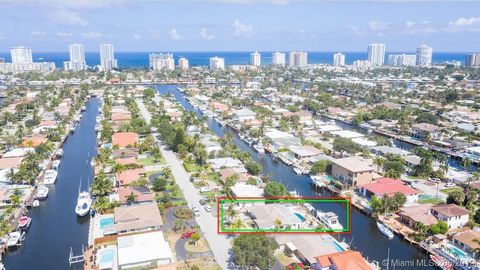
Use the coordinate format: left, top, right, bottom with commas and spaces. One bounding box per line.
68, 245, 85, 266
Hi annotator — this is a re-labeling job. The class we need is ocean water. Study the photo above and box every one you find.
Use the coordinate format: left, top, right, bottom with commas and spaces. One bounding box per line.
0, 51, 469, 69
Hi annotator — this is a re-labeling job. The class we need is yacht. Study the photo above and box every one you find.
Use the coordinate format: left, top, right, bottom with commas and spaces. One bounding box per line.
293, 167, 303, 175
7, 231, 24, 248
36, 185, 49, 200
430, 255, 453, 270
55, 149, 64, 158
43, 170, 58, 185
70, 126, 75, 133
376, 221, 394, 239
253, 143, 265, 154
18, 216, 32, 229
316, 211, 344, 231
75, 191, 92, 217
52, 160, 61, 170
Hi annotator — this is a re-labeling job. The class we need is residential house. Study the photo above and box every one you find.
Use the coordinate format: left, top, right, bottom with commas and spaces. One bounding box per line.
431, 204, 469, 229
411, 123, 443, 140
248, 204, 304, 230
116, 168, 145, 186
234, 108, 257, 122
357, 178, 420, 204
114, 202, 163, 234
331, 156, 375, 187
452, 230, 480, 257
116, 186, 155, 205
112, 132, 139, 148
314, 250, 376, 270
398, 204, 438, 228
289, 145, 322, 160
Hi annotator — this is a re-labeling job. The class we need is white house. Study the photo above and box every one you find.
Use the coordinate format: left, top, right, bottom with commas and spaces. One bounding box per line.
234, 108, 257, 122
431, 204, 469, 229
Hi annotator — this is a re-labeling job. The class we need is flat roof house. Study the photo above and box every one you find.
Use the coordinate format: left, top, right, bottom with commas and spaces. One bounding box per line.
331, 156, 374, 187
248, 204, 303, 230
117, 231, 173, 269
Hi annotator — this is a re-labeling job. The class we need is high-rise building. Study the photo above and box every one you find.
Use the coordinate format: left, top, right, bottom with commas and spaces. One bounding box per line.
149, 53, 174, 70
288, 51, 308, 67
178, 57, 189, 70
250, 51, 261, 66
333, 52, 345, 66
11, 47, 33, 63
367, 43, 386, 66
466, 53, 480, 67
388, 54, 416, 67
416, 45, 433, 67
99, 44, 118, 71
209, 56, 225, 70
271, 52, 285, 66
64, 43, 86, 71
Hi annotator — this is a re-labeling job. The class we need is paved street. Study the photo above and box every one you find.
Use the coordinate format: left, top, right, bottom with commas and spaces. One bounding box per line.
136, 99, 233, 269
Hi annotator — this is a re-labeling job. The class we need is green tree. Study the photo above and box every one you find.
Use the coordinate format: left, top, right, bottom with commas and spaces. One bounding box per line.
233, 235, 277, 269
264, 182, 288, 198
245, 161, 263, 175
310, 160, 331, 175
447, 190, 466, 206
191, 232, 201, 246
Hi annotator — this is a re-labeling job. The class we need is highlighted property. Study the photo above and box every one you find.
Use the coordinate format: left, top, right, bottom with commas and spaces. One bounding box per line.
217, 197, 351, 234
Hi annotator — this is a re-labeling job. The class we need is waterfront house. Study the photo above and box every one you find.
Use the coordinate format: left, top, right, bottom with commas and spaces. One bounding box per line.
111, 112, 132, 123
452, 230, 480, 257
431, 204, 469, 229
233, 108, 257, 122
0, 156, 23, 170
248, 204, 303, 230
398, 204, 438, 228
116, 168, 145, 186
314, 250, 376, 270
230, 182, 264, 198
357, 178, 420, 204
112, 132, 139, 148
116, 186, 155, 205
331, 156, 375, 187
289, 145, 322, 160
113, 148, 139, 159
275, 234, 349, 266
219, 167, 249, 184
22, 135, 48, 147
117, 231, 173, 269
114, 202, 163, 234
2, 147, 34, 158
411, 123, 443, 140
208, 157, 243, 171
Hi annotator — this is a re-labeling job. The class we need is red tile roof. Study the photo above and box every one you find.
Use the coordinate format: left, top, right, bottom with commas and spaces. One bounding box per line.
117, 186, 155, 204
116, 168, 145, 185
112, 132, 138, 148
115, 157, 138, 165
359, 178, 419, 196
315, 250, 374, 270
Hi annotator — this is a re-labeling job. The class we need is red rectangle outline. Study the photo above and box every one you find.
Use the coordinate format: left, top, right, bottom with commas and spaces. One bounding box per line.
216, 196, 352, 235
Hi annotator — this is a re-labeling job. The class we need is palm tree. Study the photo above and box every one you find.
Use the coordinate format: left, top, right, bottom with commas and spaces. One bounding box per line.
9, 188, 22, 207
273, 218, 283, 231
126, 192, 137, 204
93, 196, 111, 214
385, 169, 401, 179
225, 204, 237, 223
462, 157, 472, 171
230, 218, 245, 229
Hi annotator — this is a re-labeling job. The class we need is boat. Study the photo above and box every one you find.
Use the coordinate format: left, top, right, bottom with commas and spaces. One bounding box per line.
75, 191, 92, 217
7, 231, 23, 247
36, 185, 49, 200
253, 143, 265, 154
32, 200, 40, 207
316, 211, 344, 231
43, 170, 58, 185
293, 167, 303, 175
90, 160, 95, 167
95, 125, 100, 132
70, 126, 75, 133
18, 216, 32, 229
55, 149, 64, 157
430, 255, 453, 270
244, 137, 253, 145
81, 105, 86, 111
52, 160, 61, 170
376, 221, 394, 239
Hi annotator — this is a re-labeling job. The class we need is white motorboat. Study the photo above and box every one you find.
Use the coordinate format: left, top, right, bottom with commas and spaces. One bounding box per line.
36, 185, 49, 200
70, 126, 75, 133
293, 167, 303, 175
316, 211, 344, 231
32, 200, 40, 207
55, 149, 64, 157
43, 170, 58, 185
7, 231, 23, 247
75, 191, 92, 217
52, 160, 61, 170
376, 221, 394, 239
253, 143, 265, 153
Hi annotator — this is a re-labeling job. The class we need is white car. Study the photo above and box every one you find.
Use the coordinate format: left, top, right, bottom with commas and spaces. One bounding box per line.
200, 187, 212, 193
204, 205, 212, 212
445, 182, 456, 187
192, 207, 201, 217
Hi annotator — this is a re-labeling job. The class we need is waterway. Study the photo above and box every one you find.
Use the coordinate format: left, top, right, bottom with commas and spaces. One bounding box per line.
156, 84, 435, 270
3, 98, 99, 270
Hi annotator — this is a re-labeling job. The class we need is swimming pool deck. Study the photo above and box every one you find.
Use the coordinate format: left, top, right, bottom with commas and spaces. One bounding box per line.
89, 214, 115, 245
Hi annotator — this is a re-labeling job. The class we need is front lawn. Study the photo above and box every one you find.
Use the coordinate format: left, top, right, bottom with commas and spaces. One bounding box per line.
184, 161, 205, 172
440, 187, 463, 194
418, 198, 444, 204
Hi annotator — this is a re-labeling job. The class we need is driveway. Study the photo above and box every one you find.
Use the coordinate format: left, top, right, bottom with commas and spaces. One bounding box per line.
136, 99, 233, 269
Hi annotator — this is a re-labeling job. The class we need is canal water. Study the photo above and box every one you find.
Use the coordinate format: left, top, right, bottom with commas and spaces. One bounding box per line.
3, 98, 99, 270
156, 84, 435, 270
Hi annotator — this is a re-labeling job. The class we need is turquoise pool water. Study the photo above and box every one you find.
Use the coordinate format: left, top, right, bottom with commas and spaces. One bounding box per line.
446, 243, 467, 259
99, 217, 114, 229
323, 175, 336, 182
333, 240, 346, 252
294, 212, 305, 222
99, 249, 115, 264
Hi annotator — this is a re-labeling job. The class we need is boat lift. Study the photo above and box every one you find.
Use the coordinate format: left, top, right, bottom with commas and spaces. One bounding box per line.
68, 245, 85, 266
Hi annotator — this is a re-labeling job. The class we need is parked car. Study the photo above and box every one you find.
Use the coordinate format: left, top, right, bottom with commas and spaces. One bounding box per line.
445, 182, 456, 187
429, 178, 440, 183
181, 230, 196, 239
192, 207, 200, 217
199, 199, 207, 206
200, 187, 212, 193
204, 205, 212, 212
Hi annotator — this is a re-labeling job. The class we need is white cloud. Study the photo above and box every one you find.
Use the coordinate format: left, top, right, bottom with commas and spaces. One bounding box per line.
368, 21, 390, 31
232, 19, 253, 37
30, 31, 47, 37
169, 28, 184, 40
133, 34, 141, 40
199, 28, 215, 40
81, 32, 101, 38
149, 29, 161, 38
48, 9, 88, 26
403, 21, 437, 34
56, 32, 73, 37
449, 17, 480, 27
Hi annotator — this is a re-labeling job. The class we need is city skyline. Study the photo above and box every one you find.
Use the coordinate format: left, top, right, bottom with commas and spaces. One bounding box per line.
1, 1, 480, 52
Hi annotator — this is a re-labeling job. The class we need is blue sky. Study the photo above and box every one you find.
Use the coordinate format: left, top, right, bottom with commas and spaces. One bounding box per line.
1, 0, 480, 52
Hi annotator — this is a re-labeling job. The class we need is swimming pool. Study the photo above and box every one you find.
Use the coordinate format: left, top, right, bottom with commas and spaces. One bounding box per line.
445, 243, 467, 259
332, 240, 346, 252
294, 212, 306, 222
323, 175, 336, 182
99, 216, 114, 229
99, 249, 115, 264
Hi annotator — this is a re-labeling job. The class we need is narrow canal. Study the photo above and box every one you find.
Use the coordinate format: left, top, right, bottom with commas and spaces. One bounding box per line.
156, 84, 435, 270
4, 98, 99, 270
